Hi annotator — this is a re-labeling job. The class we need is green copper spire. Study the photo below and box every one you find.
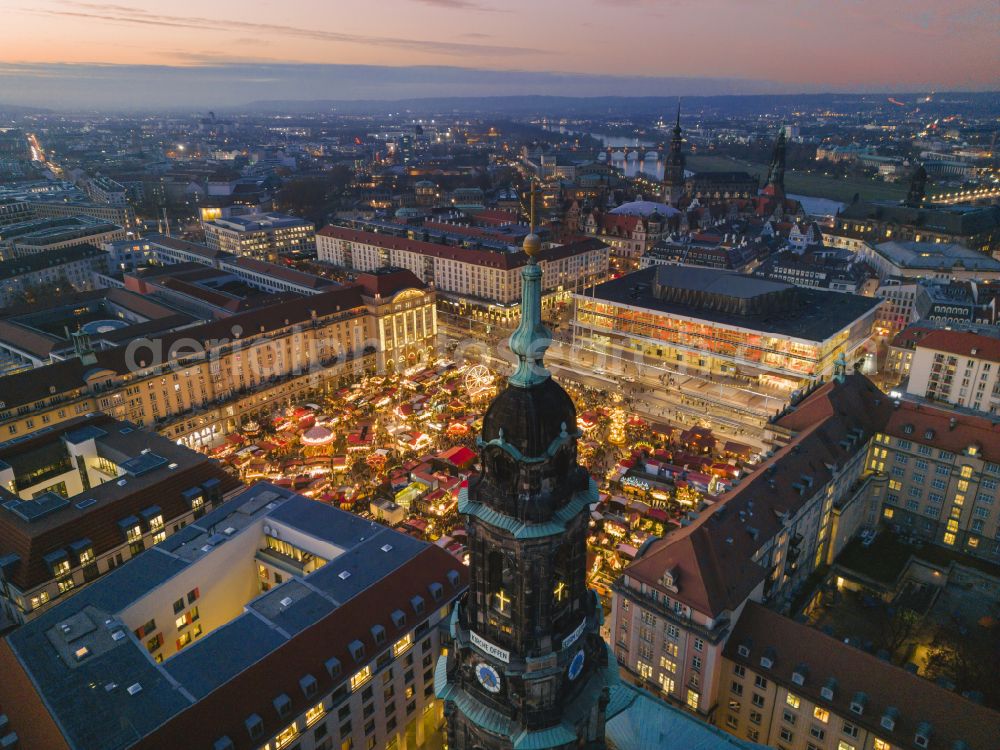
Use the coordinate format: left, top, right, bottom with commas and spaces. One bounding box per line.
508, 183, 551, 388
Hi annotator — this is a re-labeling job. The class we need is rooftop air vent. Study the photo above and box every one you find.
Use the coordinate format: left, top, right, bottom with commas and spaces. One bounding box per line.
280, 597, 293, 608
127, 683, 142, 696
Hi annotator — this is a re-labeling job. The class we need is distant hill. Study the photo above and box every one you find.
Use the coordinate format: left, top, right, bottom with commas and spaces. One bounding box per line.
0, 102, 51, 116
237, 92, 1000, 118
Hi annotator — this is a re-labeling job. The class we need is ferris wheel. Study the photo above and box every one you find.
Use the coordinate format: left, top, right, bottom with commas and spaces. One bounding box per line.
465, 365, 495, 399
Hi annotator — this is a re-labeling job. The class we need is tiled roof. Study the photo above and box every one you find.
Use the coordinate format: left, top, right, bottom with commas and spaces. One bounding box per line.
356, 267, 426, 298
725, 602, 1000, 750
883, 400, 1000, 463
914, 328, 1000, 363
626, 375, 892, 617
228, 257, 334, 290
889, 323, 936, 351
318, 225, 606, 270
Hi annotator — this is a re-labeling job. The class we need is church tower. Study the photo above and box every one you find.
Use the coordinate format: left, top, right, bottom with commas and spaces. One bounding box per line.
662, 103, 686, 206
762, 128, 787, 199
436, 188, 616, 750
904, 164, 927, 208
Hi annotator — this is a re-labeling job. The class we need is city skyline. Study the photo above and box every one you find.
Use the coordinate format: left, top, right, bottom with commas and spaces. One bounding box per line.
1, 0, 998, 109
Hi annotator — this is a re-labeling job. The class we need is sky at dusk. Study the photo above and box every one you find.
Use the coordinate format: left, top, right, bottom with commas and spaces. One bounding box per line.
1, 0, 998, 108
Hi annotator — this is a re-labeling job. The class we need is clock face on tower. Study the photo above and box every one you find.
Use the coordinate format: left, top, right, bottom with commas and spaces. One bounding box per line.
568, 649, 585, 681
475, 662, 502, 693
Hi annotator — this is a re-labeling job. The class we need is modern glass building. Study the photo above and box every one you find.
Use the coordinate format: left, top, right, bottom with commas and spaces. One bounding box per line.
573, 266, 881, 392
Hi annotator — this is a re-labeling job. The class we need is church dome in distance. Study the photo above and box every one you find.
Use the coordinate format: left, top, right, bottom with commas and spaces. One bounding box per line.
610, 200, 680, 218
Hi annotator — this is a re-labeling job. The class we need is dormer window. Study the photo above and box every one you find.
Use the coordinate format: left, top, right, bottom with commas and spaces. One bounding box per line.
850, 691, 868, 715
820, 677, 836, 702
881, 707, 899, 731
299, 674, 318, 698
324, 656, 341, 679
44, 549, 70, 577
791, 663, 808, 686
659, 566, 679, 592
428, 582, 444, 602
69, 538, 94, 567
914, 721, 932, 748
245, 714, 263, 740
760, 647, 775, 670
348, 640, 365, 662
737, 644, 751, 658
273, 692, 291, 719
118, 516, 142, 543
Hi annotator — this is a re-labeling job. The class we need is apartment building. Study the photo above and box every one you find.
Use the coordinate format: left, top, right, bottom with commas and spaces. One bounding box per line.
872, 282, 920, 338
611, 374, 1000, 748
854, 241, 1000, 284
869, 401, 1000, 561
611, 374, 891, 716
903, 329, 1000, 414
832, 202, 1000, 256
0, 197, 32, 227
720, 603, 998, 749
0, 278, 436, 448
203, 212, 316, 262
29, 196, 138, 232
583, 203, 672, 268
316, 225, 608, 323
0, 215, 127, 259
0, 481, 467, 750
85, 176, 128, 205
0, 243, 108, 306
0, 414, 239, 624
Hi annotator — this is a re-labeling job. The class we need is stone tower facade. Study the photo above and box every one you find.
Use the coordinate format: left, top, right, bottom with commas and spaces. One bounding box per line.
662, 104, 686, 207
436, 217, 616, 750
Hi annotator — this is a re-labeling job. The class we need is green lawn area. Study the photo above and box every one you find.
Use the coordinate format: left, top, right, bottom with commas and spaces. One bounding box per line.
686, 154, 908, 204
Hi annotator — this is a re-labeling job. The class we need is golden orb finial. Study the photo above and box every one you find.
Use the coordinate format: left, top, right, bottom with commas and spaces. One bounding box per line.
523, 232, 541, 257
